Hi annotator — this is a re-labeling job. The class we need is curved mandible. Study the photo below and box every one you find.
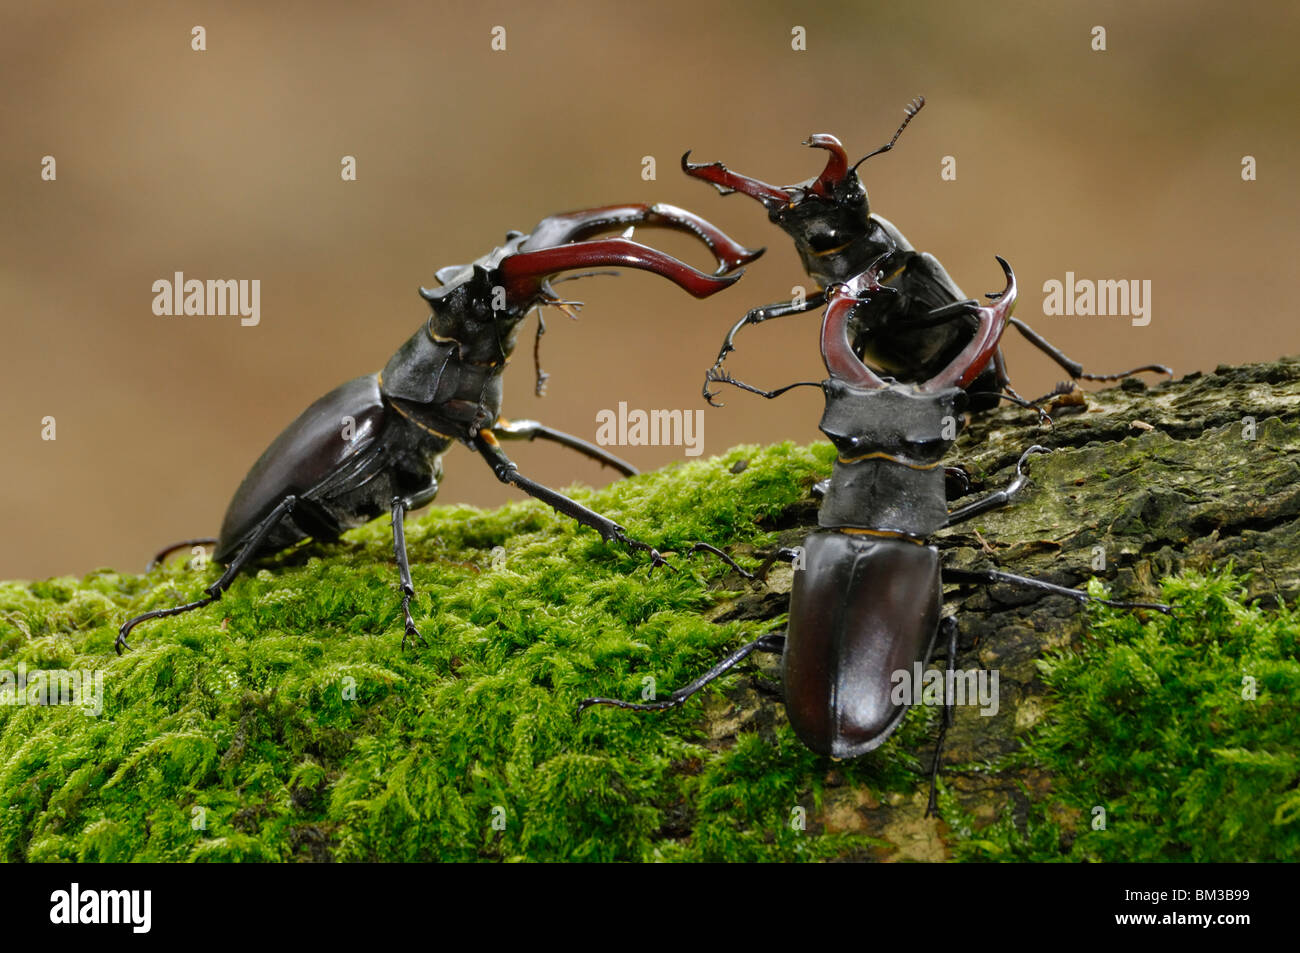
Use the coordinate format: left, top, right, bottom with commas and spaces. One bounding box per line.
805, 133, 850, 198
681, 151, 792, 209
496, 237, 742, 304
820, 266, 890, 389
521, 203, 763, 275
920, 256, 1017, 392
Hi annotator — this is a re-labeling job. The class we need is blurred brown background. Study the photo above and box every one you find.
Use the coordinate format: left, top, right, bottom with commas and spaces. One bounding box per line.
3, 0, 1298, 580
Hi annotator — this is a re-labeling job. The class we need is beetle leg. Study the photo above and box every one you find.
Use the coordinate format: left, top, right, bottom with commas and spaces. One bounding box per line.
703, 367, 822, 402
491, 417, 637, 476
472, 431, 671, 570
944, 466, 972, 500
943, 567, 1172, 614
906, 298, 982, 330
943, 445, 1050, 527
926, 616, 960, 818
686, 542, 757, 582
577, 633, 786, 715
390, 496, 427, 650
920, 257, 1017, 392
116, 496, 299, 654
1008, 317, 1172, 383
704, 293, 827, 406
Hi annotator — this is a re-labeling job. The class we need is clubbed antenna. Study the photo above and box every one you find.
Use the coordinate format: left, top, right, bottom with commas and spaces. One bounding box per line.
851, 95, 926, 173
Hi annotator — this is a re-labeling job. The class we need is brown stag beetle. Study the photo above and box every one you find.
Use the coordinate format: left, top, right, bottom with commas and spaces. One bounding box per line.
117, 204, 762, 654
683, 97, 1169, 412
579, 255, 1170, 814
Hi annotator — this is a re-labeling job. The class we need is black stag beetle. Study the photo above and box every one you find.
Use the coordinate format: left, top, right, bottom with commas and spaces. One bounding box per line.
117, 204, 762, 654
579, 256, 1170, 813
683, 97, 1169, 412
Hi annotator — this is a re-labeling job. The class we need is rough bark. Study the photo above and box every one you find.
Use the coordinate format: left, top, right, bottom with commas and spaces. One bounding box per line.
693, 358, 1300, 860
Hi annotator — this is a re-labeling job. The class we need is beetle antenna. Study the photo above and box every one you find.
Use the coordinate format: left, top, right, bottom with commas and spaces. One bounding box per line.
851, 95, 926, 173
532, 307, 550, 397
529, 291, 596, 395
542, 297, 584, 320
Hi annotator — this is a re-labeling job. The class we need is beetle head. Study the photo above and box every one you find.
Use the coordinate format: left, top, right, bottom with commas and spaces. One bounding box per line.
415, 259, 519, 364
418, 210, 753, 364
683, 99, 925, 285
682, 136, 871, 269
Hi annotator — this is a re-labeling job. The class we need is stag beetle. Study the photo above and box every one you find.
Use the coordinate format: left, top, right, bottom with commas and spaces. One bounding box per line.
579, 256, 1170, 812
118, 204, 762, 654
683, 97, 1169, 411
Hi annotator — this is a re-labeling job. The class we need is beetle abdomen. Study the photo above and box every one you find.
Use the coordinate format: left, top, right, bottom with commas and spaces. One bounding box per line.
783, 531, 942, 759
215, 374, 387, 563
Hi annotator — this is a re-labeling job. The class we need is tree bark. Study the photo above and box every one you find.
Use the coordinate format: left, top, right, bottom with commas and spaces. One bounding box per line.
694, 358, 1300, 859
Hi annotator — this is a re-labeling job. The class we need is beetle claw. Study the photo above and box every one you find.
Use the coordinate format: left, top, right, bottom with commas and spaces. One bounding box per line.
401, 625, 426, 651
399, 591, 426, 650
611, 529, 676, 573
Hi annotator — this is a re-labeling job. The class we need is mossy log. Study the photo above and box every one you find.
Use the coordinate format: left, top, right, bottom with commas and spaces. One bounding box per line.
1, 360, 1298, 861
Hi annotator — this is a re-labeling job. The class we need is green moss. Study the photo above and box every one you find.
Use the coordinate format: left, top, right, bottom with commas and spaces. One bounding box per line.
1, 442, 1293, 861
1, 442, 860, 862
944, 571, 1300, 862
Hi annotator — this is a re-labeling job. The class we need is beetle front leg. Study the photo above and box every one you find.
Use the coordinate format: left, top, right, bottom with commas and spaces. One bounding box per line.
909, 298, 982, 329
473, 432, 670, 569
704, 293, 827, 405
491, 417, 637, 476
943, 445, 1050, 527
703, 369, 822, 403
